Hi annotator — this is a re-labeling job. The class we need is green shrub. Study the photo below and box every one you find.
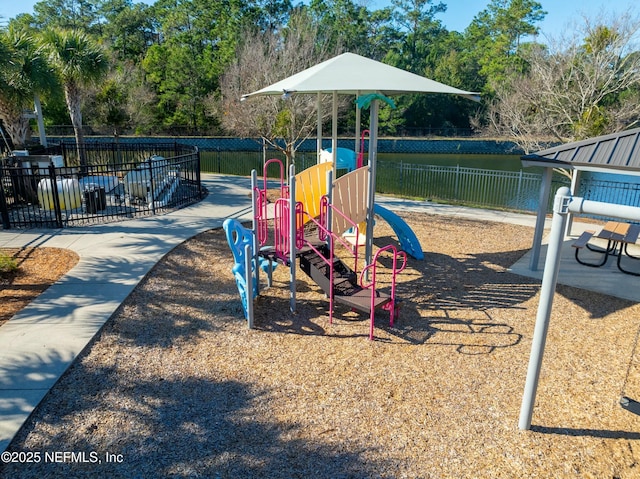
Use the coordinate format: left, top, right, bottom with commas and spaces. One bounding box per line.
0, 252, 18, 275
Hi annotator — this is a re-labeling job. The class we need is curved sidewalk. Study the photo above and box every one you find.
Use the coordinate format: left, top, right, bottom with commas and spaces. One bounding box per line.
0, 174, 546, 452
0, 174, 257, 452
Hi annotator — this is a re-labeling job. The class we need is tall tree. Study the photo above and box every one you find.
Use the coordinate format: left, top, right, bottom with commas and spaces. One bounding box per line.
386, 0, 447, 73
41, 28, 108, 166
96, 0, 157, 61
487, 12, 640, 152
250, 0, 293, 32
464, 0, 546, 90
0, 28, 56, 149
308, 0, 378, 55
379, 0, 477, 134
141, 0, 251, 133
32, 0, 100, 33
217, 9, 342, 168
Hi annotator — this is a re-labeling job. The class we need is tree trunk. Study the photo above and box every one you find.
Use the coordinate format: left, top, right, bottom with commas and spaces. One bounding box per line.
64, 82, 86, 169
0, 101, 29, 150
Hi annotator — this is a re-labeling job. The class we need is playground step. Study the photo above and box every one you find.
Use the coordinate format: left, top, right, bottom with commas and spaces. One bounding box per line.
258, 246, 291, 266
333, 288, 391, 314
299, 251, 357, 291
297, 241, 329, 259
299, 250, 391, 314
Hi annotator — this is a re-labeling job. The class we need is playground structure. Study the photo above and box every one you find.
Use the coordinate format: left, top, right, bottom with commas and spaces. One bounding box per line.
226, 52, 473, 338
224, 154, 423, 340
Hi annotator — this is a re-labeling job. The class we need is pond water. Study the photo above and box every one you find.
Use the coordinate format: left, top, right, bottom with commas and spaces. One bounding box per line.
378, 153, 640, 209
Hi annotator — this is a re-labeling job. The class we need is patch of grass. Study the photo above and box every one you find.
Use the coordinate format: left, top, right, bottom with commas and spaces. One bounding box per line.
0, 251, 18, 276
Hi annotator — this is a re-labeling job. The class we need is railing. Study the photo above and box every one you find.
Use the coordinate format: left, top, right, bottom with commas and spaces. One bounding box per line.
1, 142, 203, 229
375, 162, 555, 211
201, 151, 577, 213
202, 149, 545, 211
392, 126, 475, 137
360, 244, 408, 340
580, 177, 640, 205
58, 141, 196, 168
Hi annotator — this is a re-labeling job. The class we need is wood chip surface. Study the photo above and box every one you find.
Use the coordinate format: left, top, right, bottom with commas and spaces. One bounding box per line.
2, 212, 640, 478
0, 247, 78, 326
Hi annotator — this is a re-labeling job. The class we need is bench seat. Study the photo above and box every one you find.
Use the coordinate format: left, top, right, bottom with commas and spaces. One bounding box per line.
572, 230, 595, 249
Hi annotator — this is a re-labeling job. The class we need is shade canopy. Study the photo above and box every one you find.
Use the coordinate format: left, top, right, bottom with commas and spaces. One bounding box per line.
242, 51, 480, 270
242, 52, 480, 101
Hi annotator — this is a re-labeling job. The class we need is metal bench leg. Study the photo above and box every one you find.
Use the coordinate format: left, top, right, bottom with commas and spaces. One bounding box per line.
575, 245, 611, 267
617, 250, 640, 276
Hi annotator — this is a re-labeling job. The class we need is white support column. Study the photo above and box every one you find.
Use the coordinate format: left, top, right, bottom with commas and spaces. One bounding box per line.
364, 100, 379, 270
529, 168, 553, 271
566, 170, 581, 237
519, 191, 640, 429
519, 186, 571, 430
34, 94, 47, 147
289, 164, 297, 313
251, 169, 260, 296
317, 93, 322, 164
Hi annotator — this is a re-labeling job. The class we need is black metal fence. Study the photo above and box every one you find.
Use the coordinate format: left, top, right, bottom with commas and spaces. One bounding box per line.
1, 142, 203, 229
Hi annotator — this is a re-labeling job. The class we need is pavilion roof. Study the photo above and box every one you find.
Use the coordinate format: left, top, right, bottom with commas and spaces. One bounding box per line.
522, 127, 640, 175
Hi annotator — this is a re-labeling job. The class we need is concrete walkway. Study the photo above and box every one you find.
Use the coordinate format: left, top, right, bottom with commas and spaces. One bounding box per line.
0, 173, 636, 452
0, 174, 256, 452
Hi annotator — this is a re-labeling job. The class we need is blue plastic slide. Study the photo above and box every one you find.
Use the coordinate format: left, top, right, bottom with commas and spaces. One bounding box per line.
373, 204, 424, 260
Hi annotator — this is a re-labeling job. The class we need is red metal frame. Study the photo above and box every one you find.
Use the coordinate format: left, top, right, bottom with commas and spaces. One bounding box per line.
255, 158, 288, 247
360, 245, 407, 340
305, 195, 407, 339
253, 159, 407, 340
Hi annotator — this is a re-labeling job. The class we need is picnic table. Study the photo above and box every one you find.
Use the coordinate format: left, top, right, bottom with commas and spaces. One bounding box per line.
573, 221, 640, 275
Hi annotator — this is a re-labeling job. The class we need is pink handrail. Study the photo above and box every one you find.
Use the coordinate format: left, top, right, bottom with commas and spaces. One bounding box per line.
254, 186, 268, 245
255, 159, 288, 247
315, 195, 361, 274
360, 244, 408, 340
272, 185, 407, 340
274, 198, 303, 261
274, 198, 289, 260
301, 196, 363, 325
262, 158, 288, 198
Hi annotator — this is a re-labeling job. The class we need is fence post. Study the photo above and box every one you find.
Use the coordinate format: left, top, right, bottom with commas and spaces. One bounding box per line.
195, 148, 202, 197
0, 166, 10, 229
516, 169, 523, 209
49, 164, 63, 228
455, 164, 460, 199
148, 159, 156, 214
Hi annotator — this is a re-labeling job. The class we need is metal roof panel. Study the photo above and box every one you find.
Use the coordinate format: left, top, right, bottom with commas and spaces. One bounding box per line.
524, 127, 640, 173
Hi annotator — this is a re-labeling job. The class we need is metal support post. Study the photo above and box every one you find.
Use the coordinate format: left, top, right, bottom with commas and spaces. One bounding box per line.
364, 99, 379, 272
289, 164, 297, 313
251, 169, 260, 296
519, 187, 571, 430
245, 243, 254, 329
529, 168, 553, 271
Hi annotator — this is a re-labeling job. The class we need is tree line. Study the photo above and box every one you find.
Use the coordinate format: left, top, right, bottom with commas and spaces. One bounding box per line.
1, 0, 639, 156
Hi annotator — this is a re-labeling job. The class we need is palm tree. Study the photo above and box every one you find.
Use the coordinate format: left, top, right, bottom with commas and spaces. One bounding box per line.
41, 28, 107, 168
0, 28, 55, 151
